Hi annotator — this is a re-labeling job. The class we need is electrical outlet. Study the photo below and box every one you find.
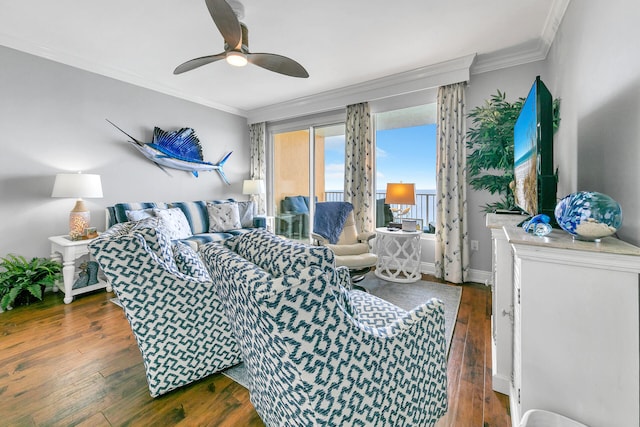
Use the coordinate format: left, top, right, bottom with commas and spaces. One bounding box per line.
471, 240, 479, 251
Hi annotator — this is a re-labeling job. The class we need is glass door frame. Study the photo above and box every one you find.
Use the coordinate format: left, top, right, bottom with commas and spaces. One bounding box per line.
266, 113, 345, 240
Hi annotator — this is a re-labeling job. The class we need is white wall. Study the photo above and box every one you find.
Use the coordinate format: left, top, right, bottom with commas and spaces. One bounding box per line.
0, 46, 249, 259
547, 0, 640, 246
465, 60, 548, 275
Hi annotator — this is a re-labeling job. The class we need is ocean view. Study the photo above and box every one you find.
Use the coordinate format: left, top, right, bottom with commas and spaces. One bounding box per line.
325, 189, 436, 228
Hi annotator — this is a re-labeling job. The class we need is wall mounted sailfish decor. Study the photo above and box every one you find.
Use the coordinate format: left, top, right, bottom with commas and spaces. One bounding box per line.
106, 119, 232, 184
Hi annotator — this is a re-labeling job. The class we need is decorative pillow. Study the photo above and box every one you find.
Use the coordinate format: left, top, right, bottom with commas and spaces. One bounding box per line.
168, 201, 208, 235
236, 201, 255, 228
153, 208, 193, 240
207, 202, 241, 232
112, 202, 167, 224
130, 217, 179, 272
172, 241, 210, 281
126, 208, 155, 222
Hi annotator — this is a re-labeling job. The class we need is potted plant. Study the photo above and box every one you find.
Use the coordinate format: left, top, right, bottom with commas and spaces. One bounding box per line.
466, 90, 560, 212
0, 254, 62, 311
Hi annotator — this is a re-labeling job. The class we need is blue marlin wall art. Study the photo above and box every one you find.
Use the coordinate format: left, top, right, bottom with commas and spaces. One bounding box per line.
106, 119, 232, 184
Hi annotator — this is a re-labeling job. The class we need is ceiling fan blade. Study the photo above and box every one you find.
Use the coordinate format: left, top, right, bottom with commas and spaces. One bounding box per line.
247, 53, 309, 78
205, 0, 242, 50
174, 53, 226, 74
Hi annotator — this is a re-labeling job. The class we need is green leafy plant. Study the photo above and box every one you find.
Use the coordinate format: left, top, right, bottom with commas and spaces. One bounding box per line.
466, 90, 560, 212
0, 254, 62, 311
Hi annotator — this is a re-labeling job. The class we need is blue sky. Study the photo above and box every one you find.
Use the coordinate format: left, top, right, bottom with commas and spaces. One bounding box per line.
323, 124, 437, 191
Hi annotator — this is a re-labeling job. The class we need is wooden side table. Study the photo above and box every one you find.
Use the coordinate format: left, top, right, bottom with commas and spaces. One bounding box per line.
374, 227, 422, 283
49, 235, 112, 304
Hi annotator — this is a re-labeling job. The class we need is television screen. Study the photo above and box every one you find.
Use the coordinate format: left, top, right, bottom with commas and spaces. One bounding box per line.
513, 76, 556, 218
513, 83, 538, 215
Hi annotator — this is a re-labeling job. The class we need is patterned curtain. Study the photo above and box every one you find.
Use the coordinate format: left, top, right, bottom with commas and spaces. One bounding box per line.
248, 122, 266, 215
344, 103, 374, 232
435, 82, 469, 284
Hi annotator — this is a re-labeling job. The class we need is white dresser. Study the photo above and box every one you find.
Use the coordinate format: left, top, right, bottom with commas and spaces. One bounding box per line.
486, 213, 526, 394
503, 227, 640, 427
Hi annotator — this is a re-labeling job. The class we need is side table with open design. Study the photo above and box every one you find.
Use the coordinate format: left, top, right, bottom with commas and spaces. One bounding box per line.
49, 235, 112, 304
374, 227, 422, 283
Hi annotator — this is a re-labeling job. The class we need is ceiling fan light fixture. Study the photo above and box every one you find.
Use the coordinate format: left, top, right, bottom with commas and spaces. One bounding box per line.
226, 51, 247, 67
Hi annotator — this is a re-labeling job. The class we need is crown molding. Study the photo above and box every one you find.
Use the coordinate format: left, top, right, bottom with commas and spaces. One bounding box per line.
471, 39, 547, 75
2, 0, 570, 121
541, 0, 571, 49
471, 0, 570, 75
0, 33, 246, 117
246, 54, 476, 124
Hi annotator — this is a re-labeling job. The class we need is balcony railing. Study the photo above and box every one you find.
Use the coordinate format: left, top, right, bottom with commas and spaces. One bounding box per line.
324, 191, 436, 232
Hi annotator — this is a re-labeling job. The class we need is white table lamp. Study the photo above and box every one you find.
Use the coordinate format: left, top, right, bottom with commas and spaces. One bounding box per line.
52, 172, 103, 240
242, 179, 265, 195
243, 179, 266, 216
385, 182, 416, 220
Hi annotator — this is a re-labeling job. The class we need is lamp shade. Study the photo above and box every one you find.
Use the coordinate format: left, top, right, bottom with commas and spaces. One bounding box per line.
51, 173, 103, 199
385, 183, 416, 205
242, 179, 265, 195
52, 173, 103, 240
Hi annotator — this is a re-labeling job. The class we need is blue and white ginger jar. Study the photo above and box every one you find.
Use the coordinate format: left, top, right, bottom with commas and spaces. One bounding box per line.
554, 191, 622, 241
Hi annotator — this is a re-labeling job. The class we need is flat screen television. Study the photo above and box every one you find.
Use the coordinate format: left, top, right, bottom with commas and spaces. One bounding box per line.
513, 76, 557, 221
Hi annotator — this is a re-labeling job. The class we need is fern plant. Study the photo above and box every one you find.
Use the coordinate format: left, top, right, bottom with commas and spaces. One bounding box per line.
0, 254, 62, 311
466, 90, 560, 212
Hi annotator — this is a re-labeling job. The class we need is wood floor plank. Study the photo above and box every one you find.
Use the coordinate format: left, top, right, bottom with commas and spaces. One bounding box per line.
0, 280, 510, 426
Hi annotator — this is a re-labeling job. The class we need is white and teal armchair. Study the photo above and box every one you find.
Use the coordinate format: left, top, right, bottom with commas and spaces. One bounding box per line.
89, 218, 241, 397
201, 229, 448, 426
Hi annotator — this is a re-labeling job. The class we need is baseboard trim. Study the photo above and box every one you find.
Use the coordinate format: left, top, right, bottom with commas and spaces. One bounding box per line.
420, 262, 491, 285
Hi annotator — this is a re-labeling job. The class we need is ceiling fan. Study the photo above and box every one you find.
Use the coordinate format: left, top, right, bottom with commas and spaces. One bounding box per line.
174, 0, 309, 78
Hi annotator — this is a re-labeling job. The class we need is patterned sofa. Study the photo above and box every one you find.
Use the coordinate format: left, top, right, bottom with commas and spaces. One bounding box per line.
89, 217, 241, 397
105, 199, 256, 250
201, 229, 448, 426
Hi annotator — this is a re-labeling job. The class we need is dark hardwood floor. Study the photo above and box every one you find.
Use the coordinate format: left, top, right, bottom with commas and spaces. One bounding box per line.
0, 277, 510, 426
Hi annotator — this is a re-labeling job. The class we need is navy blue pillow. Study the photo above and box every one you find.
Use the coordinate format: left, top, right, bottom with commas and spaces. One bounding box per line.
286, 196, 309, 214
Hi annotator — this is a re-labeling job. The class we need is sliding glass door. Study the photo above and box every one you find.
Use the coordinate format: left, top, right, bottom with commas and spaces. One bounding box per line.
272, 123, 345, 241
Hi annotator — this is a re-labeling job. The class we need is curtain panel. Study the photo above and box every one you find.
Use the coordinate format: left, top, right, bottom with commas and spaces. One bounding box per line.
249, 122, 266, 215
344, 103, 374, 232
435, 82, 469, 284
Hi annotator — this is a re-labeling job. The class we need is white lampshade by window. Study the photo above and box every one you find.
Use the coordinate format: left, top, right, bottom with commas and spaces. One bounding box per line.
385, 182, 416, 219
243, 179, 266, 216
385, 183, 416, 205
52, 173, 103, 240
242, 179, 265, 195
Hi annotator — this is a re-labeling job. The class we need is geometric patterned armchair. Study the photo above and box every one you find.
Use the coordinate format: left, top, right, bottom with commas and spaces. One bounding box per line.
89, 218, 241, 397
201, 230, 448, 426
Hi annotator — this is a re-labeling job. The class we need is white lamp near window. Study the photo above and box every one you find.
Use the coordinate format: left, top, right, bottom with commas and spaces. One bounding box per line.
385, 182, 416, 220
51, 172, 103, 240
243, 178, 266, 216
242, 179, 265, 196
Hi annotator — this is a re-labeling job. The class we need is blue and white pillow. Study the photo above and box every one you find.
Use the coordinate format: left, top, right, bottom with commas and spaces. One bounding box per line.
236, 201, 255, 228
153, 208, 192, 240
130, 217, 179, 272
207, 202, 241, 232
126, 208, 155, 222
172, 241, 210, 281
